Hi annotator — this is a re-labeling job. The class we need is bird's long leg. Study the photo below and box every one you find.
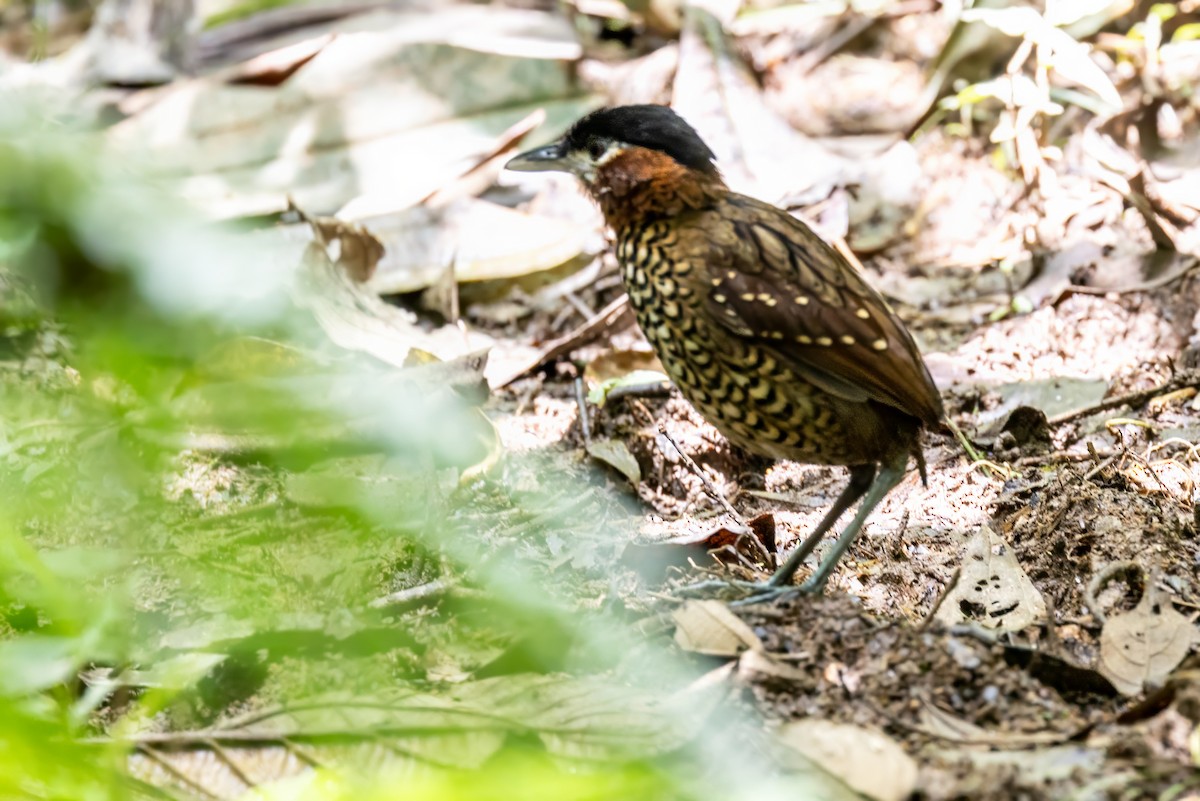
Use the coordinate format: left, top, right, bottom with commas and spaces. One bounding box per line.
796, 451, 908, 593
733, 451, 909, 603
766, 463, 876, 587
677, 463, 875, 600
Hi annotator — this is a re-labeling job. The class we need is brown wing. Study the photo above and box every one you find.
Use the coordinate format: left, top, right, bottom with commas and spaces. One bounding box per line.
703, 194, 944, 427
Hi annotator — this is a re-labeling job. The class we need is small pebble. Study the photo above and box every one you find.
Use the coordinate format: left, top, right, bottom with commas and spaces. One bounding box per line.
946, 638, 982, 670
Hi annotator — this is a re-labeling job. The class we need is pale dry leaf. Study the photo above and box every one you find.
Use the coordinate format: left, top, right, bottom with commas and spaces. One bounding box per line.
586, 438, 642, 484
1098, 581, 1197, 696
671, 4, 844, 203
672, 600, 763, 657
935, 525, 1046, 633
1048, 0, 1135, 38
670, 4, 919, 247
963, 6, 1121, 111
933, 744, 1106, 784
974, 377, 1109, 433
294, 240, 494, 368
109, 7, 594, 218
775, 720, 918, 801
736, 648, 807, 682
917, 703, 1063, 746
362, 199, 596, 295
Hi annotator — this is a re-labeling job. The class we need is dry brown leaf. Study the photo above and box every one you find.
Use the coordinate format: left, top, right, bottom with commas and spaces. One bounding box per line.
672, 600, 763, 657
1098, 579, 1197, 696
584, 348, 666, 389
297, 205, 385, 283
775, 720, 918, 801
936, 525, 1046, 633
227, 33, 334, 86
620, 513, 775, 582
1122, 461, 1195, 504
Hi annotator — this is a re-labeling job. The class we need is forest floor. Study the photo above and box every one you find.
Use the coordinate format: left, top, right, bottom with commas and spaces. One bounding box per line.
3, 1, 1200, 799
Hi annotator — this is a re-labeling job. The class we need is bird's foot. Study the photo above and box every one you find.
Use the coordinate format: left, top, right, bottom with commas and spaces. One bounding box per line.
730, 576, 826, 607
674, 575, 826, 605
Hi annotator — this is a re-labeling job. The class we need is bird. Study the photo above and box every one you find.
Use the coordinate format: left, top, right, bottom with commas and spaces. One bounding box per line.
506, 104, 944, 596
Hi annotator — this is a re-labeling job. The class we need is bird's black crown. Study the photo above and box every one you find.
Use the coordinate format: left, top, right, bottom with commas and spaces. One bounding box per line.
565, 105, 718, 173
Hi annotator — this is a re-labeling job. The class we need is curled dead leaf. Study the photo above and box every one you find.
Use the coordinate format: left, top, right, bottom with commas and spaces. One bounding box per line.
295, 204, 384, 283
1097, 567, 1197, 696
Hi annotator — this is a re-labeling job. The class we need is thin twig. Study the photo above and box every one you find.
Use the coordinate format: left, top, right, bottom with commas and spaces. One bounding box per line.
1014, 449, 1118, 467
203, 737, 255, 789
920, 568, 960, 632
134, 744, 220, 800
574, 376, 591, 447
1041, 593, 1061, 658
1083, 448, 1124, 482
368, 579, 452, 609
495, 296, 634, 387
656, 421, 747, 533
791, 14, 874, 76
563, 290, 596, 321
1049, 373, 1200, 427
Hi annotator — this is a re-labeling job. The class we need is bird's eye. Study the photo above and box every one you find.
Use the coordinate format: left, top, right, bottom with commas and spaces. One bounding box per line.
587, 140, 607, 160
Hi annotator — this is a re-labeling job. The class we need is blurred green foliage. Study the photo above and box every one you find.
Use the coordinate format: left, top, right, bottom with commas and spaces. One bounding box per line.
0, 96, 806, 801
202, 0, 309, 30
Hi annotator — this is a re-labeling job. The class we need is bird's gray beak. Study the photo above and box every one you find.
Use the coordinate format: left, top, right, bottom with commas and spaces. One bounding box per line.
505, 140, 571, 173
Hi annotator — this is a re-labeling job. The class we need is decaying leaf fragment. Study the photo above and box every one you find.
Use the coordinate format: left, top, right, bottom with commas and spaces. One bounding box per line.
291, 222, 492, 369
936, 525, 1046, 633
672, 600, 762, 657
1097, 568, 1197, 696
775, 720, 918, 801
586, 438, 642, 484
294, 203, 384, 283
